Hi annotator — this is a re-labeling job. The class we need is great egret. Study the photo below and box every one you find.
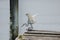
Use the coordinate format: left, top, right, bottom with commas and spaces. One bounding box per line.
21, 13, 36, 31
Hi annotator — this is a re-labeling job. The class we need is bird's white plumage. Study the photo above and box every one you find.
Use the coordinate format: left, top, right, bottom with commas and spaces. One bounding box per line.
26, 13, 37, 24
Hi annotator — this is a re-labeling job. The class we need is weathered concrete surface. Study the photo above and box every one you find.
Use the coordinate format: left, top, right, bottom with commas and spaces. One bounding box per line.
23, 36, 60, 40
23, 30, 60, 40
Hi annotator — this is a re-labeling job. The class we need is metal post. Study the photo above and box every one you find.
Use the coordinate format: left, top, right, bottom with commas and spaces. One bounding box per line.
10, 0, 18, 40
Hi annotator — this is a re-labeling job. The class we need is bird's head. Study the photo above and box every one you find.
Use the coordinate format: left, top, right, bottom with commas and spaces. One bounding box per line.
25, 13, 31, 16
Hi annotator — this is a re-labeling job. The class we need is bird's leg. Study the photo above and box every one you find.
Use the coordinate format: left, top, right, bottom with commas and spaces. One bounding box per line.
27, 23, 33, 31
21, 23, 26, 27
30, 23, 33, 30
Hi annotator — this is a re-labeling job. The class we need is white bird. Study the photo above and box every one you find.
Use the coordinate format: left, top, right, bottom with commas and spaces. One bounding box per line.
25, 13, 37, 30
21, 13, 37, 31
26, 13, 36, 24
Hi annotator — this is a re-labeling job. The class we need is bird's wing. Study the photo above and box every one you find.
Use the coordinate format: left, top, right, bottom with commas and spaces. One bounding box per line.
32, 15, 37, 19
31, 15, 37, 23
